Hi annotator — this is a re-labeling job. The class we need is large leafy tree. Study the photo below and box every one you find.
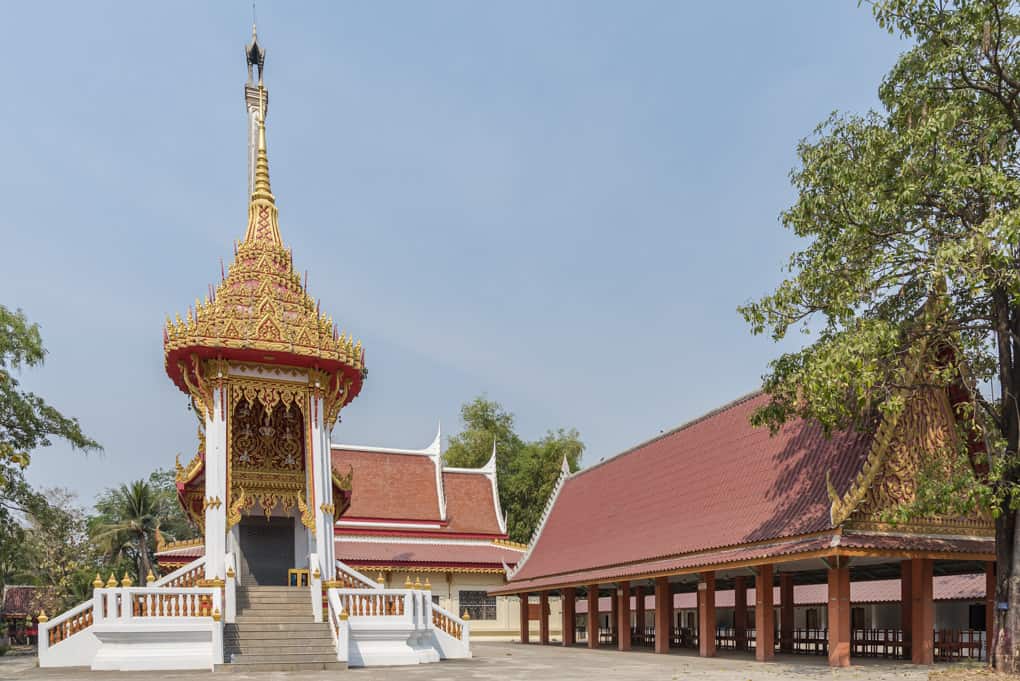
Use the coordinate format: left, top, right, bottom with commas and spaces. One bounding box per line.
0, 305, 99, 479
443, 397, 583, 543
739, 0, 1020, 670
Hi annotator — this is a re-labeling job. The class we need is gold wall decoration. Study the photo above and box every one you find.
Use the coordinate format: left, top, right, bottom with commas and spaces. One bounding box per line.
298, 494, 315, 531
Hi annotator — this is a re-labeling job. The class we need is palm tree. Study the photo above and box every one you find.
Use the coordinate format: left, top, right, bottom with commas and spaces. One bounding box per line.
93, 481, 165, 583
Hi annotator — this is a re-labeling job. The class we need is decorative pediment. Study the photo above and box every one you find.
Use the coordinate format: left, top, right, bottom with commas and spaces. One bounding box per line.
827, 341, 992, 536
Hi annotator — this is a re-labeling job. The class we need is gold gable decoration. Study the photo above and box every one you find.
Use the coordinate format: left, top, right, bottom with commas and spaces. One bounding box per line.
826, 318, 992, 536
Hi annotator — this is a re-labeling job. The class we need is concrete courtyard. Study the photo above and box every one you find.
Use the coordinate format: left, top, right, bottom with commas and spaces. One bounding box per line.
0, 642, 971, 681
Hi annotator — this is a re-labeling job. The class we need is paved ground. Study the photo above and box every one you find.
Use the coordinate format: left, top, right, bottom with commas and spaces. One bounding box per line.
0, 642, 982, 680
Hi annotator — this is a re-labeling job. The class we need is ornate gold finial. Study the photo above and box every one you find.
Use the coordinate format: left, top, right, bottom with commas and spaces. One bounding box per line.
312, 567, 321, 580
37, 610, 48, 623
146, 570, 156, 585
106, 573, 118, 588
424, 577, 431, 590
404, 575, 413, 589
414, 575, 422, 590
212, 608, 222, 622
93, 573, 103, 589
376, 573, 385, 585
121, 572, 134, 587
226, 566, 236, 579
243, 85, 281, 246
339, 608, 349, 621
462, 610, 471, 621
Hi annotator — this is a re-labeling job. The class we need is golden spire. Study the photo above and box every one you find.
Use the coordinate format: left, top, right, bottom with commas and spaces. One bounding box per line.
243, 86, 282, 245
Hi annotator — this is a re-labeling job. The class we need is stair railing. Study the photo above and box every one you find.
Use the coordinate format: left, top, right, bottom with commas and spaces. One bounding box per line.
334, 560, 382, 589
38, 598, 94, 659
153, 556, 206, 588
431, 601, 470, 645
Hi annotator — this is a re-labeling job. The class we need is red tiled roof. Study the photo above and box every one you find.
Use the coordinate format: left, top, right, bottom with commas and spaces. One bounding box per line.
510, 393, 873, 587
574, 574, 986, 613
333, 448, 441, 521
838, 533, 993, 555
336, 539, 524, 567
495, 535, 834, 594
442, 471, 501, 534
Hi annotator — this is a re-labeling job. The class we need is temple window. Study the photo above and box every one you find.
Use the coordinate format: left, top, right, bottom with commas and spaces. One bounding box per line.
459, 590, 496, 620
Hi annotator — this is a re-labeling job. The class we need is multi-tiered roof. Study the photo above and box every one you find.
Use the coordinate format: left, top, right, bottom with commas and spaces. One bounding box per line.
163, 88, 365, 405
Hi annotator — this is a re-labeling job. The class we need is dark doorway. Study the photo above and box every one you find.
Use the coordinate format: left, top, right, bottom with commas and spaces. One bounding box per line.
238, 516, 295, 586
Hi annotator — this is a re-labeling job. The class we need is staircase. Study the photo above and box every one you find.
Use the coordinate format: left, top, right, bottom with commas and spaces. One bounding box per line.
219, 586, 343, 672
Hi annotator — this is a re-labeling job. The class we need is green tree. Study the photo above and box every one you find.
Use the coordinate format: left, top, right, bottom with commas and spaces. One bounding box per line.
92, 480, 167, 584
0, 305, 100, 479
739, 0, 1020, 670
443, 397, 583, 543
19, 487, 96, 611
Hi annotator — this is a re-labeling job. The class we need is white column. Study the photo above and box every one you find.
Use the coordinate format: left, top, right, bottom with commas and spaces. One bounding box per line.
308, 392, 333, 579
204, 386, 227, 581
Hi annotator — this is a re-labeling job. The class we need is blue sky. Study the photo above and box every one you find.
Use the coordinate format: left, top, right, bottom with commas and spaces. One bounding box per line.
2, 1, 906, 503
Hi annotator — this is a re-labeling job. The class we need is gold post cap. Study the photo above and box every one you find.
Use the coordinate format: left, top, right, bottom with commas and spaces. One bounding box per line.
339, 608, 349, 621
404, 576, 413, 588
212, 608, 222, 622
146, 570, 156, 584
106, 573, 118, 588
93, 573, 103, 589
121, 572, 134, 587
414, 575, 422, 590
376, 573, 385, 584
424, 577, 432, 590
37, 610, 48, 623
462, 610, 471, 621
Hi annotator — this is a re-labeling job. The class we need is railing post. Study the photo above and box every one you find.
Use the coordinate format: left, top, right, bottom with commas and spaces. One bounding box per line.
212, 589, 224, 665
310, 553, 323, 623
122, 589, 133, 621
105, 589, 118, 621
224, 553, 237, 623
92, 589, 105, 625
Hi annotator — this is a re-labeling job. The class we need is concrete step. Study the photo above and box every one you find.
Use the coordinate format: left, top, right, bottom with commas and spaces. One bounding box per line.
225, 634, 333, 644
216, 661, 346, 672
227, 622, 331, 634
228, 652, 340, 665
236, 605, 313, 614
226, 643, 337, 655
234, 616, 316, 624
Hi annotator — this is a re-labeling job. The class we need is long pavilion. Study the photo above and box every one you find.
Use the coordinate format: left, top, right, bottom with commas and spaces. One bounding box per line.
493, 376, 996, 667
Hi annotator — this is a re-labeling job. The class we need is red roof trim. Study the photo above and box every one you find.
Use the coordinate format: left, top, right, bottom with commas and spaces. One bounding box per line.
335, 528, 508, 541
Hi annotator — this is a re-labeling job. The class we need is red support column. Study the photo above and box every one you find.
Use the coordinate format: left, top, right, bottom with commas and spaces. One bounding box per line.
635, 584, 646, 645
733, 576, 748, 651
910, 558, 934, 665
827, 563, 851, 667
520, 593, 530, 644
610, 587, 618, 643
901, 559, 912, 660
654, 577, 671, 654
755, 565, 775, 662
780, 573, 794, 653
587, 586, 599, 649
617, 581, 632, 651
562, 588, 576, 647
539, 592, 550, 644
986, 562, 996, 662
698, 572, 716, 658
